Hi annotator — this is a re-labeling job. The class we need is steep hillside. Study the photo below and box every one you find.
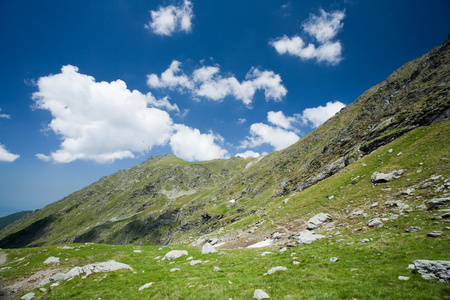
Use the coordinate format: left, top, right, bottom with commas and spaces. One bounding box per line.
0, 211, 32, 231
0, 36, 449, 249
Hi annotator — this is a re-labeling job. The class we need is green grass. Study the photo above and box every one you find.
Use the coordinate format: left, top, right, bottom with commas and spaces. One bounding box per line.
2, 231, 449, 300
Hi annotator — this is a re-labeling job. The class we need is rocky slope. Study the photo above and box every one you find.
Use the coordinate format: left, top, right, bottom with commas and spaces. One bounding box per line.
0, 36, 449, 249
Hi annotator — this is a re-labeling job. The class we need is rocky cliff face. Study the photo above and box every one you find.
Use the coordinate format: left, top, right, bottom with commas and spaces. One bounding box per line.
0, 36, 449, 248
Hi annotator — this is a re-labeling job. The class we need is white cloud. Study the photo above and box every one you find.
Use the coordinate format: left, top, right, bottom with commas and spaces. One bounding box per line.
0, 144, 19, 162
170, 124, 228, 161
145, 0, 194, 36
147, 61, 287, 105
0, 108, 11, 119
301, 100, 346, 128
235, 150, 260, 158
244, 123, 300, 151
270, 9, 345, 64
267, 111, 297, 130
0, 108, 19, 162
303, 9, 345, 43
147, 60, 193, 90
33, 65, 175, 163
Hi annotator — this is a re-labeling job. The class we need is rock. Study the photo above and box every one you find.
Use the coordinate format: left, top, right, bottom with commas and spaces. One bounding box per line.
330, 257, 339, 262
43, 256, 60, 264
405, 226, 421, 233
190, 260, 203, 266
293, 261, 300, 265
407, 264, 415, 270
398, 276, 410, 281
279, 247, 287, 253
40, 260, 133, 285
443, 227, 450, 231
264, 266, 287, 275
360, 238, 370, 243
202, 243, 217, 254
442, 213, 450, 219
347, 210, 364, 219
427, 198, 450, 210
138, 282, 154, 291
367, 218, 383, 228
170, 268, 180, 272
306, 213, 332, 230
413, 260, 450, 283
427, 231, 443, 237
61, 246, 74, 249
133, 250, 142, 253
20, 293, 35, 300
213, 266, 221, 272
261, 251, 273, 256
164, 250, 188, 260
371, 169, 405, 183
289, 230, 326, 244
254, 289, 270, 299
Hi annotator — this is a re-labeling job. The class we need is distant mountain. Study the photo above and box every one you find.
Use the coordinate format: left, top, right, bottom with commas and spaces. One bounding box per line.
0, 211, 32, 232
0, 36, 448, 249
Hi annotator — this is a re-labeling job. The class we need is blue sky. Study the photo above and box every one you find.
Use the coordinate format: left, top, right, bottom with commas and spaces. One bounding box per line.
0, 0, 449, 217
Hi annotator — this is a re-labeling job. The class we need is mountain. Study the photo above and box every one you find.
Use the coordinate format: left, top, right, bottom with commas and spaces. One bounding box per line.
0, 36, 449, 249
0, 211, 32, 232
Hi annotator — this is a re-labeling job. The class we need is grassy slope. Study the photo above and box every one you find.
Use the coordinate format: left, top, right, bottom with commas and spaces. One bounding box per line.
1, 120, 449, 299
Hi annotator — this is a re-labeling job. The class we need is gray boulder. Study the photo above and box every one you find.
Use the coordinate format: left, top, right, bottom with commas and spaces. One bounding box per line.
367, 218, 383, 227
264, 266, 287, 276
306, 213, 332, 230
413, 260, 450, 283
254, 289, 270, 299
43, 256, 60, 264
427, 198, 450, 210
289, 230, 326, 244
427, 231, 443, 237
164, 250, 188, 260
202, 243, 217, 254
20, 293, 35, 300
371, 169, 406, 183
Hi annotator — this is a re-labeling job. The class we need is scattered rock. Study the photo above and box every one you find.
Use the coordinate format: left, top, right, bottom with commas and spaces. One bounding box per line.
427, 198, 450, 210
279, 247, 287, 253
61, 246, 74, 250
213, 266, 221, 272
347, 210, 364, 219
164, 250, 188, 260
20, 293, 35, 300
289, 230, 326, 244
405, 226, 421, 233
170, 268, 180, 272
371, 169, 405, 183
360, 238, 370, 243
202, 243, 217, 254
398, 276, 410, 281
407, 264, 415, 270
40, 260, 133, 285
254, 289, 270, 299
293, 261, 300, 265
138, 282, 154, 291
442, 213, 450, 219
443, 227, 450, 231
427, 231, 443, 237
190, 260, 202, 266
330, 257, 339, 262
367, 218, 383, 228
306, 213, 332, 230
264, 266, 287, 276
133, 250, 142, 253
43, 257, 60, 264
260, 252, 273, 257
413, 260, 450, 283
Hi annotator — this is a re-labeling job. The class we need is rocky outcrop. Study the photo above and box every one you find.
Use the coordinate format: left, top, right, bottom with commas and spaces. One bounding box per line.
413, 260, 450, 283
306, 213, 332, 230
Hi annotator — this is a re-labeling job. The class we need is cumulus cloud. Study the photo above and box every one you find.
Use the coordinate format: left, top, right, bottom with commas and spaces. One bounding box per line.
270, 9, 345, 64
0, 144, 19, 162
244, 123, 300, 151
234, 150, 260, 158
300, 100, 346, 128
145, 0, 194, 36
33, 65, 229, 163
147, 61, 287, 105
170, 124, 228, 161
267, 110, 298, 130
33, 65, 176, 163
